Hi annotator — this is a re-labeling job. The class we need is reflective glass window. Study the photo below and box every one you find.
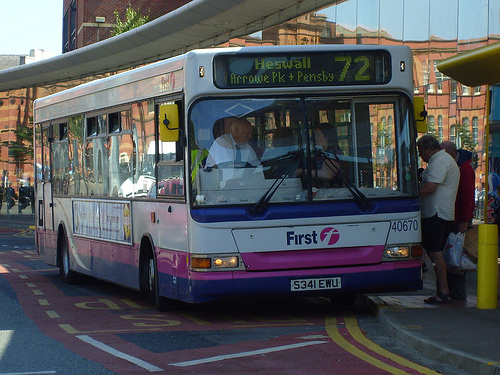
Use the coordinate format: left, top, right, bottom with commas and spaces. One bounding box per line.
190, 95, 416, 208
380, 0, 403, 41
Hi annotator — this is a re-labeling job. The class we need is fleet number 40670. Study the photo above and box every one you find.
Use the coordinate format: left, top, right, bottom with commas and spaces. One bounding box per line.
391, 219, 418, 232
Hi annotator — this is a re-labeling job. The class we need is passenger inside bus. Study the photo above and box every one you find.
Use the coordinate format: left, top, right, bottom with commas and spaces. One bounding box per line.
296, 122, 344, 188
205, 117, 260, 168
261, 127, 299, 179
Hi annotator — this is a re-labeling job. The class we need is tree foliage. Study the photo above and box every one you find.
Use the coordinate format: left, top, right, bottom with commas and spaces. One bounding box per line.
1, 110, 33, 171
456, 121, 477, 151
425, 117, 439, 140
112, 4, 149, 36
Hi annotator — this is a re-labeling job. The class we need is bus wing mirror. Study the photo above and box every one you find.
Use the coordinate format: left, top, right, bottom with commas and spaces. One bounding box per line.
413, 96, 428, 133
159, 104, 180, 142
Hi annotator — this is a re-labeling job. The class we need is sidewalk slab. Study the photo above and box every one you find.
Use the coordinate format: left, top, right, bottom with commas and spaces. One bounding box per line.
368, 255, 500, 375
0, 213, 35, 229
367, 294, 500, 375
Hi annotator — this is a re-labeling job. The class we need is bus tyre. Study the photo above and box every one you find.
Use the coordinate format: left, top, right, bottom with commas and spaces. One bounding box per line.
147, 256, 168, 312
59, 233, 77, 284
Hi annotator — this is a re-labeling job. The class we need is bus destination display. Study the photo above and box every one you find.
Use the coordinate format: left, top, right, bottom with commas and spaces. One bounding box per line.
214, 50, 391, 89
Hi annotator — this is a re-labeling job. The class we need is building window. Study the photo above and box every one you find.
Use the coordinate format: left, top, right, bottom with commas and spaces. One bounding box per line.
434, 61, 443, 93
474, 86, 482, 95
462, 85, 470, 96
438, 115, 443, 141
388, 115, 393, 140
472, 117, 478, 145
450, 125, 456, 144
423, 61, 430, 93
63, 0, 77, 53
450, 81, 457, 102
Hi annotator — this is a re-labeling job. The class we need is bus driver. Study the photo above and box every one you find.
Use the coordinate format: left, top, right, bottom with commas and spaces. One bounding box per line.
205, 118, 260, 168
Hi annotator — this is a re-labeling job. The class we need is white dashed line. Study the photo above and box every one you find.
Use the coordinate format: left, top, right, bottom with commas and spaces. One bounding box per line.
77, 335, 163, 372
170, 340, 329, 367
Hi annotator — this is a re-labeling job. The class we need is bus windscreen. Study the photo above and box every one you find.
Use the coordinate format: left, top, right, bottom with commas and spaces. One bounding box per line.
214, 50, 391, 89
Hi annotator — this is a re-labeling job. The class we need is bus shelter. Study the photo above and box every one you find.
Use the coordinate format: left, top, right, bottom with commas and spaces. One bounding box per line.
438, 41, 500, 224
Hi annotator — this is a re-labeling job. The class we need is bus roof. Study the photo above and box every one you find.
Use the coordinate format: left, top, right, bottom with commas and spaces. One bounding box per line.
34, 45, 413, 123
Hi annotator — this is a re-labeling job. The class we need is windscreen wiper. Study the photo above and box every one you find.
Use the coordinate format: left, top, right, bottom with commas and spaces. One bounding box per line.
250, 149, 304, 214
318, 151, 371, 209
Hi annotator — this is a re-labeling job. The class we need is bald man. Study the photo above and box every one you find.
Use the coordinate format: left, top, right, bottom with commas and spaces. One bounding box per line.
206, 118, 259, 168
418, 134, 459, 303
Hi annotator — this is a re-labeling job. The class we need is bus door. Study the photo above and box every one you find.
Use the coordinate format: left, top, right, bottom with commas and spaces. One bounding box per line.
38, 126, 53, 231
42, 182, 53, 231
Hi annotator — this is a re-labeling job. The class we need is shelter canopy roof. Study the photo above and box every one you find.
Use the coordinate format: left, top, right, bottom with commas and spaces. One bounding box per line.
0, 0, 336, 92
437, 41, 500, 86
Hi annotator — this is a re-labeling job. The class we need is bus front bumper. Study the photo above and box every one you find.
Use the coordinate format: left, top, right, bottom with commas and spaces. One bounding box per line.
171, 260, 423, 304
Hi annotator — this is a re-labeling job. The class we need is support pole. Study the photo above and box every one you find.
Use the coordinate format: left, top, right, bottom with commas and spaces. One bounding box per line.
477, 224, 498, 309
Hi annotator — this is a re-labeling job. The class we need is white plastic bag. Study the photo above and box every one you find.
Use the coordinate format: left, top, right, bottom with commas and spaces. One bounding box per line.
443, 232, 465, 268
460, 251, 477, 272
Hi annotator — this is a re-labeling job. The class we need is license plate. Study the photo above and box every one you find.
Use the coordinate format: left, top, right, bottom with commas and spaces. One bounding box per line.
291, 277, 341, 291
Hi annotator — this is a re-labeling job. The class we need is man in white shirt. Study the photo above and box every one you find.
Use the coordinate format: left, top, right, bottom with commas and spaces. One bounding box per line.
417, 134, 460, 304
206, 118, 259, 168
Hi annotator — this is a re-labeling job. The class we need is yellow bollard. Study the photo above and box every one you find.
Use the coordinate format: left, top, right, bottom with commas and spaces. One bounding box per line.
477, 224, 498, 309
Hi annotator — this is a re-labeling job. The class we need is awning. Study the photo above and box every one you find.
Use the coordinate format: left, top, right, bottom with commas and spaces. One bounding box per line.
437, 41, 500, 87
0, 0, 337, 92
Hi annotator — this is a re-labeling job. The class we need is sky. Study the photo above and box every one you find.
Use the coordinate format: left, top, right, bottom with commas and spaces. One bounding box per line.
1, 1, 62, 55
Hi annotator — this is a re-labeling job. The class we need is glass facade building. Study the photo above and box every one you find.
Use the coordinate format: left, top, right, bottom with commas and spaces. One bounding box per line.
228, 0, 500, 191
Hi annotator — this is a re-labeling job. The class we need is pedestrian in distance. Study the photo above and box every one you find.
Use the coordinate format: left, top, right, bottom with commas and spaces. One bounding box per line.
18, 181, 27, 213
6, 182, 17, 214
0, 184, 3, 212
417, 134, 460, 304
27, 178, 35, 214
441, 141, 476, 300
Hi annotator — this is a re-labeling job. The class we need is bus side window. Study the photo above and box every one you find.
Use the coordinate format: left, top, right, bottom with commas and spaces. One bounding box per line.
157, 141, 184, 197
156, 102, 184, 198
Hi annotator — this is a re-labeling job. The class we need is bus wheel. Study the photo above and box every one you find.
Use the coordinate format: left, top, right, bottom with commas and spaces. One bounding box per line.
146, 255, 167, 312
59, 233, 77, 284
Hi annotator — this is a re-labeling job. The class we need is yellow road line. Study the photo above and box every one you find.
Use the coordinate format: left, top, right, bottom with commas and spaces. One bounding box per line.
181, 313, 212, 325
343, 315, 439, 375
326, 315, 438, 375
326, 315, 406, 374
46, 311, 60, 318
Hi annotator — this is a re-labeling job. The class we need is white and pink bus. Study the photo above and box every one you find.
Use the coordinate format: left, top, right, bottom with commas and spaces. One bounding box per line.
34, 45, 425, 309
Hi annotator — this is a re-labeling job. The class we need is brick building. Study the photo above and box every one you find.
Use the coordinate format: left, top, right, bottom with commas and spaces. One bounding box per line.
2, 0, 498, 215
224, 4, 493, 194
63, 0, 191, 53
0, 51, 56, 196
1, 1, 191, 199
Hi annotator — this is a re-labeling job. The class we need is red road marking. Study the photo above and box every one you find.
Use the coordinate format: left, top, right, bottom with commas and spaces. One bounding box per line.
1, 250, 436, 374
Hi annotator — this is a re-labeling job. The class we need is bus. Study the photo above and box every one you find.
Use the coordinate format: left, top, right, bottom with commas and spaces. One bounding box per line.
34, 45, 426, 310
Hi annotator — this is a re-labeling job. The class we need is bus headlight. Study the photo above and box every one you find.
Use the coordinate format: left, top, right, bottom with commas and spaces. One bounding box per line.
191, 255, 242, 271
213, 256, 239, 268
384, 246, 410, 258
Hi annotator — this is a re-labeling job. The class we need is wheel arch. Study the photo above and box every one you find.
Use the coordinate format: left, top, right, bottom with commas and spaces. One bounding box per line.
56, 221, 68, 267
139, 233, 156, 292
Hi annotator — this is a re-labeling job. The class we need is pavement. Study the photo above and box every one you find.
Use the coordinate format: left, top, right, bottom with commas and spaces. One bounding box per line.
365, 256, 500, 375
0, 213, 498, 374
0, 211, 35, 229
